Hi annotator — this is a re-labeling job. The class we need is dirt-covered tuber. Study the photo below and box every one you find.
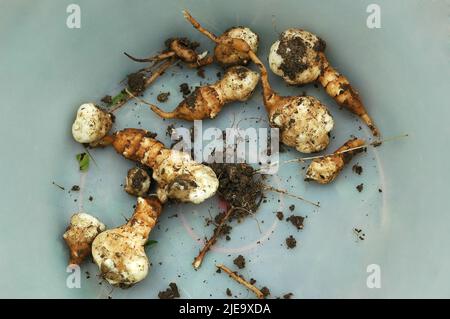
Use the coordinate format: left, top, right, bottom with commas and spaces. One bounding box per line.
140, 66, 259, 120
91, 197, 161, 287
183, 11, 259, 67
63, 213, 106, 265
93, 128, 219, 204
72, 103, 113, 144
269, 29, 379, 136
124, 167, 151, 197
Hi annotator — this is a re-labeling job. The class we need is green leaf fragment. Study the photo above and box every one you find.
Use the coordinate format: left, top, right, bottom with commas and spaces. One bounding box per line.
144, 240, 158, 247
76, 152, 90, 172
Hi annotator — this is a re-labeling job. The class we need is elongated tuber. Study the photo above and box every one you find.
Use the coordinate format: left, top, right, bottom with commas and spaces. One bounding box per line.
268, 29, 379, 136
72, 103, 113, 144
183, 11, 259, 67
63, 213, 106, 265
305, 138, 366, 184
91, 197, 161, 287
133, 66, 259, 120
93, 128, 219, 204
125, 167, 151, 197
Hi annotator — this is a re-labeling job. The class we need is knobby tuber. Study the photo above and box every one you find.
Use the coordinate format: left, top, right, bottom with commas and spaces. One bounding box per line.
63, 213, 106, 265
124, 167, 151, 197
92, 197, 161, 287
130, 66, 259, 120
183, 11, 259, 67
93, 128, 219, 204
269, 29, 379, 136
305, 138, 365, 184
72, 103, 113, 144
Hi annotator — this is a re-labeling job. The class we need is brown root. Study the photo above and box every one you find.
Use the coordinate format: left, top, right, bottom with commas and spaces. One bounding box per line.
124, 51, 176, 63
318, 56, 379, 137
193, 207, 235, 270
216, 264, 265, 299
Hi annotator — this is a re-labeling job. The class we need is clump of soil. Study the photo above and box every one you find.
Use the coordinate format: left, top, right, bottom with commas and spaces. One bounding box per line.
289, 204, 295, 211
101, 95, 112, 104
352, 164, 363, 175
277, 36, 308, 81
233, 255, 246, 269
356, 183, 364, 192
207, 163, 264, 219
71, 185, 80, 192
158, 282, 180, 299
286, 235, 297, 249
283, 292, 294, 299
157, 92, 170, 103
226, 288, 232, 297
287, 215, 304, 230
127, 72, 145, 93
261, 287, 271, 298
276, 211, 284, 221
179, 83, 191, 96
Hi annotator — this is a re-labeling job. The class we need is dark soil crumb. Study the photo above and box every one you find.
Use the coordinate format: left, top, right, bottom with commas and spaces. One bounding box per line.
88, 196, 93, 202
127, 72, 145, 93
286, 235, 297, 249
283, 293, 294, 299
353, 228, 366, 241
226, 288, 232, 297
216, 71, 222, 78
249, 278, 256, 285
179, 83, 191, 96
261, 287, 271, 298
101, 95, 112, 104
356, 183, 364, 192
352, 164, 363, 175
71, 185, 80, 191
197, 68, 205, 78
158, 282, 180, 299
289, 204, 295, 211
287, 215, 304, 230
276, 211, 284, 221
157, 92, 170, 103
378, 188, 383, 193
233, 255, 246, 269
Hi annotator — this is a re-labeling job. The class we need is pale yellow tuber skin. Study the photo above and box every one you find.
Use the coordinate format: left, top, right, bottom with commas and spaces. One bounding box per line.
269, 28, 379, 137
93, 128, 219, 204
305, 138, 366, 184
124, 167, 151, 197
144, 66, 259, 121
183, 11, 259, 67
72, 103, 113, 144
63, 213, 106, 265
91, 197, 162, 287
